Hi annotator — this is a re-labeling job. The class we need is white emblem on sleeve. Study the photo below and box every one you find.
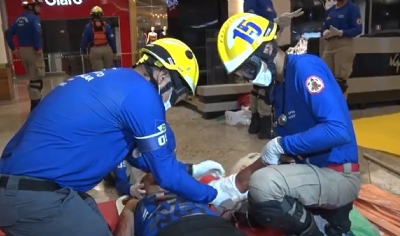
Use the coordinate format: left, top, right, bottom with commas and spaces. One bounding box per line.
305, 76, 325, 94
131, 148, 142, 158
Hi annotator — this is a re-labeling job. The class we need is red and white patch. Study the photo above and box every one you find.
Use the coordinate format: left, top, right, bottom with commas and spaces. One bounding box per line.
305, 76, 325, 94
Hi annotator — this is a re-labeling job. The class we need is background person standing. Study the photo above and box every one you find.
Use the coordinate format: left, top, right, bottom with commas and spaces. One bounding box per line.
243, 0, 277, 139
81, 6, 117, 71
6, 0, 45, 112
243, 0, 303, 139
322, 0, 362, 99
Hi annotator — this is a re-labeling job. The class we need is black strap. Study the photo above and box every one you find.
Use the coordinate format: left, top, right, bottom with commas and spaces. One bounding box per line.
156, 214, 245, 236
0, 176, 60, 192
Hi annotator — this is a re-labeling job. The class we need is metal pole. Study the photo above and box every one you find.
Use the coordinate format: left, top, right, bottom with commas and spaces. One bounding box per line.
368, 0, 372, 34
81, 54, 85, 74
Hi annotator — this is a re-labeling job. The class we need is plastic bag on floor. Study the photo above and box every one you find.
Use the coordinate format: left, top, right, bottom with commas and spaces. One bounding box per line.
314, 208, 380, 236
225, 110, 251, 126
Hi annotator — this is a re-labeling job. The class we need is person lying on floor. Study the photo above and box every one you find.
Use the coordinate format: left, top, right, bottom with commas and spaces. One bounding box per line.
107, 122, 225, 198
113, 173, 246, 236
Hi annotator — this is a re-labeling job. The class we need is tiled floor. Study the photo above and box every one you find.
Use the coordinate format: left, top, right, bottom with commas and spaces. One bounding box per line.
1, 76, 400, 203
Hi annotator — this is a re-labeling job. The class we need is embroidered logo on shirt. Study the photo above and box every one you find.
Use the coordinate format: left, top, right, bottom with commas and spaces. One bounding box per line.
305, 76, 325, 94
357, 18, 362, 25
267, 7, 272, 12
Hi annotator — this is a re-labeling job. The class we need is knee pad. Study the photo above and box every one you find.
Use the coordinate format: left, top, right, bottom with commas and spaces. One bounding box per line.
335, 78, 348, 93
248, 194, 312, 235
28, 79, 43, 101
29, 79, 43, 92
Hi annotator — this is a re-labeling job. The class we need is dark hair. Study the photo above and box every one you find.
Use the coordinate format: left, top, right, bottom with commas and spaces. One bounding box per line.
279, 43, 296, 52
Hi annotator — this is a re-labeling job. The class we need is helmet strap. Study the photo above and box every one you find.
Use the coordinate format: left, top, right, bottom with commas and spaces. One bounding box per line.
139, 53, 190, 106
144, 64, 172, 96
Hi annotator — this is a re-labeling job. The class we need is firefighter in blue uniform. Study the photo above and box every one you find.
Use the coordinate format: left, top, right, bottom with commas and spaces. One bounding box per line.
6, 0, 44, 111
0, 38, 222, 235
322, 0, 362, 99
217, 13, 360, 235
112, 123, 224, 198
81, 6, 117, 71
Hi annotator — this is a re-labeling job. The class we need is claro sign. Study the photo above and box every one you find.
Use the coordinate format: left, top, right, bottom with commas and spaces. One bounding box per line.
44, 0, 83, 6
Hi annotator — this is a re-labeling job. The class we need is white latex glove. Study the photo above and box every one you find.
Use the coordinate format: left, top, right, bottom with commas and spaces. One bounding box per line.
129, 172, 146, 199
329, 26, 343, 37
322, 29, 332, 39
325, 0, 337, 10
130, 182, 146, 199
208, 174, 247, 209
274, 8, 304, 28
193, 160, 225, 178
261, 137, 285, 165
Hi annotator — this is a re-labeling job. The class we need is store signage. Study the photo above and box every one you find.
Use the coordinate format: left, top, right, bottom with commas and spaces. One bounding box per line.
389, 54, 400, 74
44, 0, 83, 6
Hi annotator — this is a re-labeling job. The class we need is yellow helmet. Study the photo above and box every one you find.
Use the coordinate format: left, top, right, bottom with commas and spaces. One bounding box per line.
138, 38, 199, 100
217, 13, 278, 74
90, 6, 103, 15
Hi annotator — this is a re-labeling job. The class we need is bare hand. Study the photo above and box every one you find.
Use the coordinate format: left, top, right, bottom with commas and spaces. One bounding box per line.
113, 54, 118, 60
36, 49, 43, 55
280, 155, 295, 163
279, 155, 303, 163
123, 197, 139, 211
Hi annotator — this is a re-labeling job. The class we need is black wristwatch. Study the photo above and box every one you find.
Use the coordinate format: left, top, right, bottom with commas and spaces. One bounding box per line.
187, 164, 194, 176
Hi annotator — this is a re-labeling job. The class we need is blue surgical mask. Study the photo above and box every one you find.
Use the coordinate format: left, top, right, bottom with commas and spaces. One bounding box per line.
251, 63, 272, 87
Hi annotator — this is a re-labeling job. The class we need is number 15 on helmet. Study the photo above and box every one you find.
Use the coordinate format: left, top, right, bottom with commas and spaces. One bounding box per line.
217, 13, 278, 74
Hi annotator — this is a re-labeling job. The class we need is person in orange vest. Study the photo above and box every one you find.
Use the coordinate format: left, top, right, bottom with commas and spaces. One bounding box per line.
80, 6, 117, 71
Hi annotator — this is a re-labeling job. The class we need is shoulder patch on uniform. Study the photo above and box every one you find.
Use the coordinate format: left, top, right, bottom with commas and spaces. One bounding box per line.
356, 18, 362, 25
305, 76, 325, 94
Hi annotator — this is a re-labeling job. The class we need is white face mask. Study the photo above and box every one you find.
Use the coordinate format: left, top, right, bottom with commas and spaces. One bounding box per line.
251, 63, 273, 87
164, 90, 172, 111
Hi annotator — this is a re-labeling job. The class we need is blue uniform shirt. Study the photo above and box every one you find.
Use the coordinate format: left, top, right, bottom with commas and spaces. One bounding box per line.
0, 68, 216, 203
80, 22, 117, 54
134, 195, 217, 236
324, 2, 362, 38
271, 54, 358, 167
6, 12, 42, 51
114, 123, 179, 196
243, 0, 277, 21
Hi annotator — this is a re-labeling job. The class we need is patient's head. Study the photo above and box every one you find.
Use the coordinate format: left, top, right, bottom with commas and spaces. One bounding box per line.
141, 173, 165, 195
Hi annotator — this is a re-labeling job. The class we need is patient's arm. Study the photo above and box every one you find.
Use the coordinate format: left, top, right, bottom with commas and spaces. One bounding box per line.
234, 158, 266, 193
113, 199, 138, 236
